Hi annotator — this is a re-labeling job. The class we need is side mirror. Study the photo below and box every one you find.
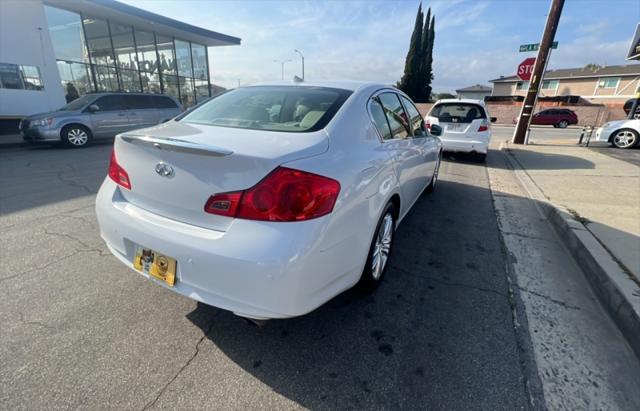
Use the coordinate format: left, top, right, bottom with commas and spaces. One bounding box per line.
490, 117, 497, 123
430, 124, 443, 137
88, 104, 100, 113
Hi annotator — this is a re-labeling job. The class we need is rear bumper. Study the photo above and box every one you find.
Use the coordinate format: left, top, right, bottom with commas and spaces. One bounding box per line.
96, 178, 360, 319
440, 138, 489, 154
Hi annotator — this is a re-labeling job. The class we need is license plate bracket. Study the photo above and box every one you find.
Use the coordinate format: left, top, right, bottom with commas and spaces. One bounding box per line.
133, 246, 177, 286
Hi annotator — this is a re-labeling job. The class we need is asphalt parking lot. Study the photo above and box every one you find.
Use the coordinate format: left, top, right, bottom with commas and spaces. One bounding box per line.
1, 139, 639, 409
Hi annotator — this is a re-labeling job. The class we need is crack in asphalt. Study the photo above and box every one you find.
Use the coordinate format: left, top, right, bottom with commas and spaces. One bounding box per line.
0, 251, 81, 283
56, 164, 96, 195
141, 314, 218, 410
0, 204, 94, 231
18, 311, 55, 331
515, 286, 582, 311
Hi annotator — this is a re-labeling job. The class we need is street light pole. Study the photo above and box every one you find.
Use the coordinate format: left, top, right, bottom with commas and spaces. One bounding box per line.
294, 49, 304, 81
273, 59, 292, 80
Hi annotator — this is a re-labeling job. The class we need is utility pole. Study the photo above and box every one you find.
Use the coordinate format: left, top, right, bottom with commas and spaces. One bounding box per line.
273, 59, 291, 80
294, 49, 305, 81
512, 0, 565, 144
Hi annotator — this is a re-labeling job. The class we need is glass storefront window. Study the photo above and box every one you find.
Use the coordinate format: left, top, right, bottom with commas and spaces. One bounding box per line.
156, 35, 177, 75
179, 76, 195, 107
140, 72, 161, 93
120, 69, 141, 92
94, 65, 119, 92
191, 43, 207, 80
175, 40, 193, 78
110, 23, 137, 71
44, 6, 89, 63
83, 17, 117, 67
194, 79, 209, 103
56, 61, 92, 100
135, 30, 158, 74
0, 63, 44, 91
162, 74, 179, 101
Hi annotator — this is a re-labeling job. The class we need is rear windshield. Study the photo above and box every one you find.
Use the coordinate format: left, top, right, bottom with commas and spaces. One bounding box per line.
430, 103, 486, 123
181, 86, 352, 132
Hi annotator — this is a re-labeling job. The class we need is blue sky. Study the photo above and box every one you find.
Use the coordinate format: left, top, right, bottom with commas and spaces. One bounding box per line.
121, 0, 640, 92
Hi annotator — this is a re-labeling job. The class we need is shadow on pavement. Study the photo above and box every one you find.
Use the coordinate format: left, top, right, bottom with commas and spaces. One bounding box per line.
495, 147, 595, 171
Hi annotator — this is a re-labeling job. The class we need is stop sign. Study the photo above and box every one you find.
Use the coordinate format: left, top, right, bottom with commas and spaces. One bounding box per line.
517, 57, 536, 81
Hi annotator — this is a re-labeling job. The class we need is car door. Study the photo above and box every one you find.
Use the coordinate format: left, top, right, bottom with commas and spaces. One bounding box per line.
124, 95, 159, 130
399, 94, 437, 182
377, 92, 424, 211
88, 95, 130, 138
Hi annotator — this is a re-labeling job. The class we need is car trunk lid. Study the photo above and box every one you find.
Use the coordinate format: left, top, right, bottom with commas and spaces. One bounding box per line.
113, 121, 329, 232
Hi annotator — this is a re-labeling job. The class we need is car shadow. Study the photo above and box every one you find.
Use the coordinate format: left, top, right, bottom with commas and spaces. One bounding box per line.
489, 147, 595, 170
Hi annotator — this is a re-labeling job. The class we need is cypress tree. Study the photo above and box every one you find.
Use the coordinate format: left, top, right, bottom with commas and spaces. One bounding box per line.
417, 7, 432, 102
423, 15, 435, 102
397, 4, 423, 100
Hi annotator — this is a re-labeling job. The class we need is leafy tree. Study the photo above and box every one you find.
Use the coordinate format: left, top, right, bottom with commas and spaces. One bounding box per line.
397, 4, 423, 100
584, 63, 602, 71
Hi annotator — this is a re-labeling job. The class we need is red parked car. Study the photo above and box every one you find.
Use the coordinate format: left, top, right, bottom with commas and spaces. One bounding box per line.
513, 108, 578, 128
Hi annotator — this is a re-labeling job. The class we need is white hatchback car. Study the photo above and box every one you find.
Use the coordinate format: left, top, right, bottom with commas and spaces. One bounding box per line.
425, 99, 495, 162
96, 81, 442, 320
594, 118, 640, 149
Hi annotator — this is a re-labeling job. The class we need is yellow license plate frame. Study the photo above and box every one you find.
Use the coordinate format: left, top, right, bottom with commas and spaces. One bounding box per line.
133, 246, 177, 286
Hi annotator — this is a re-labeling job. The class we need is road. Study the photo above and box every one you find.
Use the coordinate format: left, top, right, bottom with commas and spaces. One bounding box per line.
1, 141, 639, 409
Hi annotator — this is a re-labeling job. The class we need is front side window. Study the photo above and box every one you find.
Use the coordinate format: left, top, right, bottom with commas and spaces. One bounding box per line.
399, 95, 425, 136
0, 63, 44, 90
598, 77, 620, 89
430, 103, 486, 124
124, 95, 153, 109
182, 86, 351, 133
60, 95, 95, 111
378, 93, 410, 139
369, 98, 392, 140
93, 95, 126, 111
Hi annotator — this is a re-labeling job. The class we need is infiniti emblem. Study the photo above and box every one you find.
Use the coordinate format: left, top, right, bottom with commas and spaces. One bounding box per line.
155, 162, 174, 177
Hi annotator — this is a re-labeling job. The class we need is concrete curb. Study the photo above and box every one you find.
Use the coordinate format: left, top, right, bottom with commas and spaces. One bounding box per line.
500, 141, 640, 358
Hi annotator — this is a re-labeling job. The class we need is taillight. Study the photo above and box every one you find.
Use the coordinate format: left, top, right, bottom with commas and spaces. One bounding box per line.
204, 167, 340, 222
424, 119, 432, 130
478, 120, 490, 132
108, 150, 131, 190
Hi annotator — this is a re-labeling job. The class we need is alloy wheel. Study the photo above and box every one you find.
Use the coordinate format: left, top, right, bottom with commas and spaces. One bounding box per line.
67, 128, 88, 146
612, 130, 637, 149
371, 213, 393, 280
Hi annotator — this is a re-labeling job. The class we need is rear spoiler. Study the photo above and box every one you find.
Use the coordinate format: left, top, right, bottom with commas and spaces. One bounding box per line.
120, 135, 233, 157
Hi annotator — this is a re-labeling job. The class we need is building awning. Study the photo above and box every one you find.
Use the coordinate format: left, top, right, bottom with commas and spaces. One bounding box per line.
44, 0, 241, 47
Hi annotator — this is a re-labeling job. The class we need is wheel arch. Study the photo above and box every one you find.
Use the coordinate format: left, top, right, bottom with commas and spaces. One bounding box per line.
60, 122, 92, 138
607, 127, 639, 143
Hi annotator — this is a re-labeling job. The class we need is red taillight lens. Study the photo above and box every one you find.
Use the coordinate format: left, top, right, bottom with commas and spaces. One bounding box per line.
478, 120, 490, 132
424, 119, 431, 130
204, 167, 340, 222
108, 150, 131, 190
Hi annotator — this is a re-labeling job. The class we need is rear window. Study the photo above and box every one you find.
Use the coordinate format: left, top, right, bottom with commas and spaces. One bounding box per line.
153, 96, 178, 109
181, 86, 352, 132
430, 103, 486, 123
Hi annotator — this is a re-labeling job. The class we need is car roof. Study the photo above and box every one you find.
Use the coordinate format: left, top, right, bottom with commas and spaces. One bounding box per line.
246, 80, 391, 93
435, 98, 486, 105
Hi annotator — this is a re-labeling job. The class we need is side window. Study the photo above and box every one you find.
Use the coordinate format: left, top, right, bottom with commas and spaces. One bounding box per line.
378, 92, 411, 139
153, 96, 178, 109
124, 95, 154, 109
93, 95, 126, 111
369, 98, 392, 140
399, 95, 425, 136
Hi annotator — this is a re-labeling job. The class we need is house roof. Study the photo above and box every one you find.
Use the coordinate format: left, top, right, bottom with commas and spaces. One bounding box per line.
455, 84, 492, 92
45, 0, 241, 47
490, 64, 640, 83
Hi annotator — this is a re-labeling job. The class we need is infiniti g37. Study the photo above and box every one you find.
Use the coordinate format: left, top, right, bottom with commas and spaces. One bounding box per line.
96, 81, 442, 320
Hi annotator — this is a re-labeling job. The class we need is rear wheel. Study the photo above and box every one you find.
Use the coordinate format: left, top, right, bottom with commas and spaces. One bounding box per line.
611, 129, 639, 149
557, 120, 569, 128
61, 125, 91, 148
425, 151, 442, 194
357, 202, 396, 292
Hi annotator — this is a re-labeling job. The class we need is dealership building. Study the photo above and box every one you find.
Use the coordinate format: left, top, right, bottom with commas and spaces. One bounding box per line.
0, 0, 240, 128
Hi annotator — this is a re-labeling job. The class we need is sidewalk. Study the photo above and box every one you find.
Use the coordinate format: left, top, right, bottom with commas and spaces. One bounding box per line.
505, 141, 639, 280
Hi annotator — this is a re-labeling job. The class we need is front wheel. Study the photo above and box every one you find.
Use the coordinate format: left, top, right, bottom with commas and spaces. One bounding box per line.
557, 120, 569, 128
611, 129, 639, 149
61, 125, 91, 147
357, 202, 396, 292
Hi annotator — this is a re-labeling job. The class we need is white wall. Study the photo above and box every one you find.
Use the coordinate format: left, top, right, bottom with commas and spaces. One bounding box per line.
0, 0, 65, 117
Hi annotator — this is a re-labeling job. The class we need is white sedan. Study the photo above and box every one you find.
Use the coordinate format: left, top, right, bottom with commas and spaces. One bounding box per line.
96, 81, 442, 320
594, 118, 640, 149
425, 99, 495, 162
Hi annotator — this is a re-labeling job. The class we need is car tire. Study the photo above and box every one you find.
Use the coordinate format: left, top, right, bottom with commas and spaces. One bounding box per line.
356, 202, 396, 293
61, 125, 91, 148
425, 151, 442, 194
610, 128, 639, 149
557, 120, 569, 128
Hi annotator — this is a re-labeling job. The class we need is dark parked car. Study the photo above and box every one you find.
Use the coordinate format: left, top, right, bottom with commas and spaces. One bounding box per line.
623, 98, 640, 119
20, 93, 182, 147
531, 108, 578, 128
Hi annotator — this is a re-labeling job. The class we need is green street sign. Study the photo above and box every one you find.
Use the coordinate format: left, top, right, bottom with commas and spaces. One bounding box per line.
519, 42, 558, 52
